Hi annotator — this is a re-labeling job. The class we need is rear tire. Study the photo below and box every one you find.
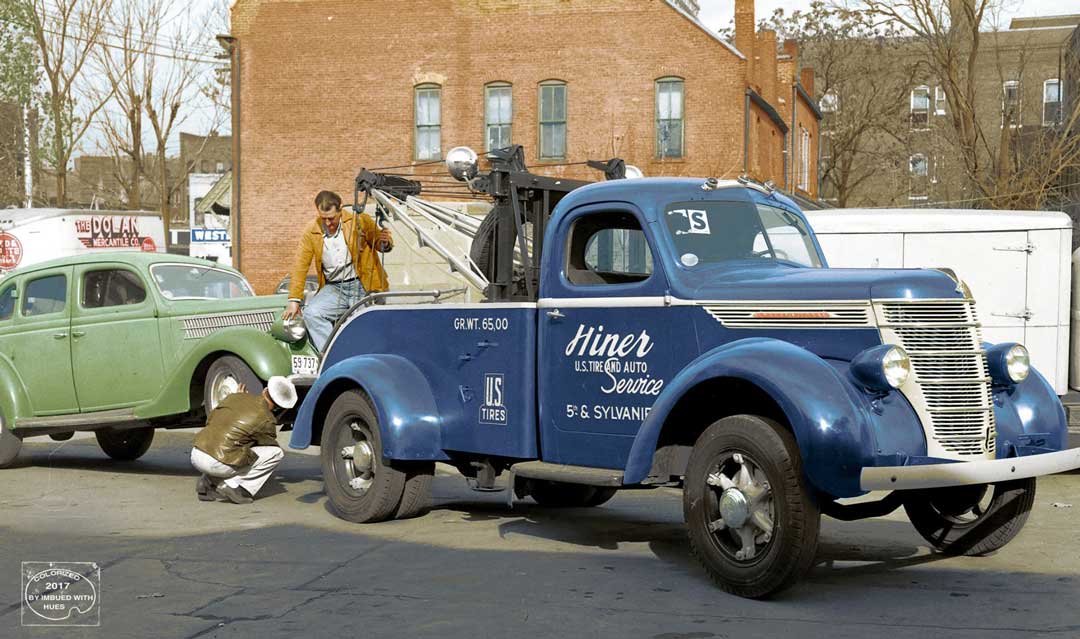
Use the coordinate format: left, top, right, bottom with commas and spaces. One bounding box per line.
683, 414, 820, 598
204, 356, 263, 412
321, 390, 405, 523
95, 427, 155, 461
394, 462, 435, 519
904, 478, 1036, 556
0, 426, 22, 468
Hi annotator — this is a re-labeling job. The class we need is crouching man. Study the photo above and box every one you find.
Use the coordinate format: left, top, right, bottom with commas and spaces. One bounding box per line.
190, 377, 298, 504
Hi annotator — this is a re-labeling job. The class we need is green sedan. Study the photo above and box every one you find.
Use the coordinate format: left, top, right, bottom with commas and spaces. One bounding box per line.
0, 252, 318, 466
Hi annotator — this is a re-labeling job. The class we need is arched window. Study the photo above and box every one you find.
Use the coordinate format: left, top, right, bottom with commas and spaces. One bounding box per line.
538, 80, 567, 160
414, 83, 441, 160
655, 77, 684, 159
485, 82, 512, 151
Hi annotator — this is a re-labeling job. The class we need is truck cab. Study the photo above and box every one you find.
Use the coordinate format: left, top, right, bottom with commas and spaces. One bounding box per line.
290, 175, 1079, 598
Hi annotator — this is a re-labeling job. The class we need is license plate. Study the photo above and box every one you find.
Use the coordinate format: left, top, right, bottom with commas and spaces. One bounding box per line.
291, 355, 319, 376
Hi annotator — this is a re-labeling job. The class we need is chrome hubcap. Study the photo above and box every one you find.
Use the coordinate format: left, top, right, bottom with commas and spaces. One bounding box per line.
211, 374, 240, 408
340, 422, 375, 493
706, 452, 775, 561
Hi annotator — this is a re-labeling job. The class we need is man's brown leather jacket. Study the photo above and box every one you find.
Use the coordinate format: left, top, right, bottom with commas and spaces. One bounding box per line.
194, 393, 278, 467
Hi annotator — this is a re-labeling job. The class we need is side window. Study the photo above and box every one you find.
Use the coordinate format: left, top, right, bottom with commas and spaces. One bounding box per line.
0, 284, 15, 321
82, 269, 147, 309
23, 274, 67, 317
567, 213, 653, 286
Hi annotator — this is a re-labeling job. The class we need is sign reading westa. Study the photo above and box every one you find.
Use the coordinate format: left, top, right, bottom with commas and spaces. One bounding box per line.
75, 216, 157, 252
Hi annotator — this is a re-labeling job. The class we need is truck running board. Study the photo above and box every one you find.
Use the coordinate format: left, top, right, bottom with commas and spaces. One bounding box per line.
509, 461, 624, 487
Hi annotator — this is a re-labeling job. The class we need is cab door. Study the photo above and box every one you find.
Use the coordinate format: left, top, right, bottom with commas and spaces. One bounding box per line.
71, 264, 165, 411
537, 203, 673, 469
10, 267, 78, 415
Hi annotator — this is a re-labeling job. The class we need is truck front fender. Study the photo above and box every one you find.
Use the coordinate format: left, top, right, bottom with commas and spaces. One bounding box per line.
290, 354, 446, 461
624, 337, 876, 497
135, 327, 292, 419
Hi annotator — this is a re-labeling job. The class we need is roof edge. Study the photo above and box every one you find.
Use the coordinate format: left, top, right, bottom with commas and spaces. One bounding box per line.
662, 0, 746, 60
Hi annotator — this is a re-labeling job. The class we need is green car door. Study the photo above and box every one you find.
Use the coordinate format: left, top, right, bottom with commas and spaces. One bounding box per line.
10, 267, 79, 415
71, 264, 165, 412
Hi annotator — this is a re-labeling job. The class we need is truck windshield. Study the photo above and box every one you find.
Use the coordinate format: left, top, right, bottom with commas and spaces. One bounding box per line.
150, 264, 255, 300
663, 200, 822, 268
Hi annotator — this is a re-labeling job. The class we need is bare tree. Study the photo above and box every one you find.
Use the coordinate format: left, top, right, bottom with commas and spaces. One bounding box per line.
853, 0, 1080, 209
24, 0, 114, 206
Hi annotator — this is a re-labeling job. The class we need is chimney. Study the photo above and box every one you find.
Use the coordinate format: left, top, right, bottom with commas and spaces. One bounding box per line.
800, 67, 815, 95
735, 0, 756, 87
760, 29, 778, 102
782, 39, 798, 59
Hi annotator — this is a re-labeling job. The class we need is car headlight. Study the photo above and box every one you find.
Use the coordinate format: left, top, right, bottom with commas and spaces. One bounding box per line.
987, 342, 1029, 384
272, 316, 308, 343
851, 344, 910, 392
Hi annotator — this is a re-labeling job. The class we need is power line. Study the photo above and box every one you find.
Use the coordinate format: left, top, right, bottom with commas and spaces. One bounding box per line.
40, 0, 222, 58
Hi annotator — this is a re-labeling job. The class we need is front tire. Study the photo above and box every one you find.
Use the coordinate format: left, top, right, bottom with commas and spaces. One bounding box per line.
0, 426, 22, 468
204, 356, 263, 412
904, 478, 1036, 555
95, 427, 155, 461
321, 390, 406, 523
683, 415, 820, 598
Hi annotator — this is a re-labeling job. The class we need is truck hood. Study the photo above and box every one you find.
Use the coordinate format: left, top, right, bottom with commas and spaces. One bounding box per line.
677, 264, 963, 301
157, 294, 288, 318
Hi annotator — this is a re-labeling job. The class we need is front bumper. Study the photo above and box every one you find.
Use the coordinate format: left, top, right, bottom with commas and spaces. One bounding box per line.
860, 447, 1080, 491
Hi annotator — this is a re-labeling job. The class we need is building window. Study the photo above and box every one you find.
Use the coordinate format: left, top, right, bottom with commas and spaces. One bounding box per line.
655, 77, 684, 159
798, 126, 810, 192
1002, 80, 1021, 128
910, 86, 930, 129
934, 86, 946, 115
909, 153, 928, 201
538, 81, 567, 160
485, 83, 512, 152
216, 162, 225, 173
414, 84, 442, 160
819, 88, 839, 113
1044, 79, 1062, 126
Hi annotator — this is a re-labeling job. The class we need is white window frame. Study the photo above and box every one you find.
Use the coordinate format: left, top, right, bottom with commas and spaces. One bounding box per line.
1002, 80, 1021, 129
655, 77, 685, 159
414, 84, 442, 161
484, 82, 513, 152
1043, 79, 1062, 126
910, 85, 930, 130
934, 86, 946, 115
798, 126, 810, 192
909, 153, 929, 201
538, 80, 568, 160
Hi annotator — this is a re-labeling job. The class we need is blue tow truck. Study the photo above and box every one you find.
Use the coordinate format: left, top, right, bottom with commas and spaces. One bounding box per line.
289, 146, 1080, 598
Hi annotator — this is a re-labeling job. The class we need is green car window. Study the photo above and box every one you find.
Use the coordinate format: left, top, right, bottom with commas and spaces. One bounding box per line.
23, 274, 66, 317
0, 283, 14, 321
150, 264, 254, 300
82, 269, 147, 308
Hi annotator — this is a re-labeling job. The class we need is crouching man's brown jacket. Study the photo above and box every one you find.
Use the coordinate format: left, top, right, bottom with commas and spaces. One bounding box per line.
194, 393, 278, 467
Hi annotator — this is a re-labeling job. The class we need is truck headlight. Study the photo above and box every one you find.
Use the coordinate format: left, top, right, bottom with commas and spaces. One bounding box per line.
851, 344, 910, 392
987, 343, 1029, 384
272, 316, 308, 343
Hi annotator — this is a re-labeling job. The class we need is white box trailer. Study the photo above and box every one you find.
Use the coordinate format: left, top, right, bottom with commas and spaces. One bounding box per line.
803, 208, 1072, 395
0, 209, 166, 273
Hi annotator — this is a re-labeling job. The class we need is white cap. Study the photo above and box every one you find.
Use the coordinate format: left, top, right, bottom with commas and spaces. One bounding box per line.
267, 376, 298, 409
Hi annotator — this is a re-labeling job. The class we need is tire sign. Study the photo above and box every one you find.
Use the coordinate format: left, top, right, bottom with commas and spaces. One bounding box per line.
0, 232, 23, 270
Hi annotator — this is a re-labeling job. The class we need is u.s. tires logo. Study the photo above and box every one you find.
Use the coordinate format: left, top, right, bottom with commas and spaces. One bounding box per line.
480, 373, 507, 425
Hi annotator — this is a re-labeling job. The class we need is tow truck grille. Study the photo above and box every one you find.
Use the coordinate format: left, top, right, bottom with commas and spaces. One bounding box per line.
876, 300, 996, 458
182, 311, 276, 339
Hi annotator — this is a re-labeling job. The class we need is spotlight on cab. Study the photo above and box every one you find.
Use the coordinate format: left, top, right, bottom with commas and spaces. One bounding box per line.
446, 146, 479, 182
624, 165, 644, 179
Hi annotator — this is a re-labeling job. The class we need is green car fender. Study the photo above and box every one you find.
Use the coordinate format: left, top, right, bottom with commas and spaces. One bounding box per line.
0, 352, 31, 430
134, 327, 294, 419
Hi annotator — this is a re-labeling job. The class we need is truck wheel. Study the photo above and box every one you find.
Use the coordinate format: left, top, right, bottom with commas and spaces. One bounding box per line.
321, 390, 405, 523
526, 480, 617, 508
95, 427, 155, 461
0, 426, 22, 468
903, 478, 1035, 556
394, 462, 435, 519
683, 415, 820, 598
204, 356, 263, 412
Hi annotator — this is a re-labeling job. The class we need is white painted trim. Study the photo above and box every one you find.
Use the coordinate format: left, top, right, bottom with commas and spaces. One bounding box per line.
860, 447, 1080, 490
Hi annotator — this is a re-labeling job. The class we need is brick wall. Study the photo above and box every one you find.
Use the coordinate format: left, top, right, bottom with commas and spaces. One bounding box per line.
232, 0, 815, 293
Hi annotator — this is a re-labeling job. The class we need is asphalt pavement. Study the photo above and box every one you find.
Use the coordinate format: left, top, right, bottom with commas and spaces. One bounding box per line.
2, 431, 1079, 639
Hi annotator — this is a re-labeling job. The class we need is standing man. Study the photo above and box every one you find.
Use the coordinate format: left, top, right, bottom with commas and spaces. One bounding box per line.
190, 377, 297, 504
283, 190, 393, 351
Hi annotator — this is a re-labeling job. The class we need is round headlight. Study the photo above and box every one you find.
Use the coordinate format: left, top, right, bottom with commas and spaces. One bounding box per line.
283, 316, 307, 342
882, 346, 911, 389
1005, 344, 1030, 382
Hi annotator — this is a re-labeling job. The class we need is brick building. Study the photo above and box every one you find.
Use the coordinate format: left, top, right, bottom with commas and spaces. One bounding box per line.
816, 14, 1078, 209
229, 0, 820, 293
